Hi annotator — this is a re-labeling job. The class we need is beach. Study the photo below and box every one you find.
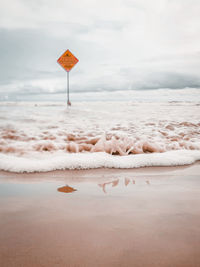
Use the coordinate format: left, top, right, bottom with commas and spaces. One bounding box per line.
0, 163, 200, 267
0, 93, 200, 266
1, 0, 200, 265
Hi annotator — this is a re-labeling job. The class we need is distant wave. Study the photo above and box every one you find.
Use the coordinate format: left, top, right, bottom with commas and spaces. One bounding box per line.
1, 88, 200, 103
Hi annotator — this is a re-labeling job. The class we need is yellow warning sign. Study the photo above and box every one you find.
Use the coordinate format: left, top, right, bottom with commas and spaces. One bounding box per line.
57, 49, 79, 72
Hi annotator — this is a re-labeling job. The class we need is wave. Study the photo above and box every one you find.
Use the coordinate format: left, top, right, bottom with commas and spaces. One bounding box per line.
0, 101, 199, 172
0, 120, 200, 155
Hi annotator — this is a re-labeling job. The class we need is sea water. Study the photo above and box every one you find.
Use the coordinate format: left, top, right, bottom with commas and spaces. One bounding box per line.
0, 88, 200, 172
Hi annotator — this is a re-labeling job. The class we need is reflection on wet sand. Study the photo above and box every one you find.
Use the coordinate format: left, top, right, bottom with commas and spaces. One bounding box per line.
98, 178, 151, 193
57, 185, 77, 193
57, 178, 151, 195
125, 178, 130, 186
98, 179, 119, 193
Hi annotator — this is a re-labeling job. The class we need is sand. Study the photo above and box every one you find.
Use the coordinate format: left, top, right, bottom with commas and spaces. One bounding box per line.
0, 163, 200, 267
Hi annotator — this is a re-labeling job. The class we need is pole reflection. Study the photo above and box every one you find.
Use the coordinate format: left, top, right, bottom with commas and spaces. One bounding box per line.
98, 178, 151, 194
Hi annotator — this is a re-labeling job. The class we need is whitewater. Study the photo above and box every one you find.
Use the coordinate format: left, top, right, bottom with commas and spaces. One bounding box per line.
0, 88, 200, 172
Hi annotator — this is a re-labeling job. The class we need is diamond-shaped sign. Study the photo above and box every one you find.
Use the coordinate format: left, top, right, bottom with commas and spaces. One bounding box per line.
57, 49, 79, 72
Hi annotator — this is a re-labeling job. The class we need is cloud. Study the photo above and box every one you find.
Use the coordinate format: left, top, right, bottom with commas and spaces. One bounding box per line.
0, 0, 200, 100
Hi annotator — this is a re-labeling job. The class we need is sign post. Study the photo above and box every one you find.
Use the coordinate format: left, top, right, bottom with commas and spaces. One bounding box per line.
57, 49, 79, 106
67, 71, 69, 105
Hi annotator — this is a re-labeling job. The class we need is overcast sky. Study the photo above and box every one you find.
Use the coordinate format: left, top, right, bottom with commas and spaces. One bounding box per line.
0, 0, 200, 99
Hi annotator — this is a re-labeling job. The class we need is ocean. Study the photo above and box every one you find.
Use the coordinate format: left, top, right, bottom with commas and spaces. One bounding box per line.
0, 88, 200, 172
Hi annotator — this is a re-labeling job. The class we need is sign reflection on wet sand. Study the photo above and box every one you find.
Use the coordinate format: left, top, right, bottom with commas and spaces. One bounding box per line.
57, 185, 77, 193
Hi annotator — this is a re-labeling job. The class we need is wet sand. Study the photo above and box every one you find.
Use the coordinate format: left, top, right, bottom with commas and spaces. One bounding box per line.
0, 164, 200, 267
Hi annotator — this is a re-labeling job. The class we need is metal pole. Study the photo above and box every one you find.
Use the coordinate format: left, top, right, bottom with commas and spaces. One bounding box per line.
67, 71, 70, 106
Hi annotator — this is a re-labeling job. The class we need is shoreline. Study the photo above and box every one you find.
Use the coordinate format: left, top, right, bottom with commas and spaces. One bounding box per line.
0, 160, 200, 179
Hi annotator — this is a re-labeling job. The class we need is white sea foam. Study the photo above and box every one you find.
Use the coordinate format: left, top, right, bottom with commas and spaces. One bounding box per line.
0, 89, 200, 173
0, 150, 200, 173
